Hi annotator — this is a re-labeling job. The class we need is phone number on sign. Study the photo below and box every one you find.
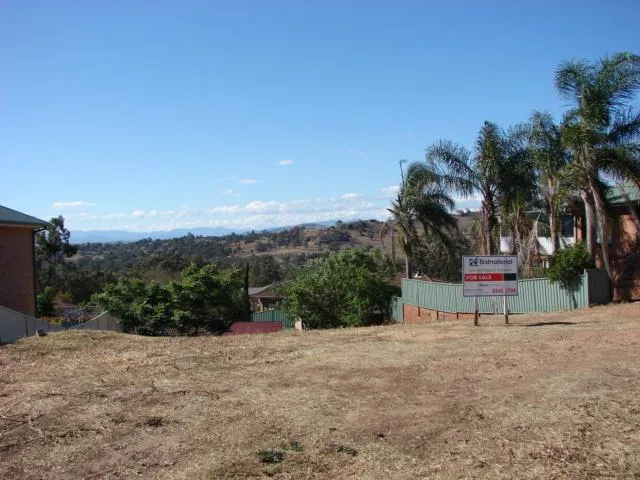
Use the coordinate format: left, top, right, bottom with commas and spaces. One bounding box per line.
492, 288, 517, 294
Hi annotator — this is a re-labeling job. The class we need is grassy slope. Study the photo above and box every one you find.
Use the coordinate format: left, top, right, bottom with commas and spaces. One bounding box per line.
1, 303, 639, 479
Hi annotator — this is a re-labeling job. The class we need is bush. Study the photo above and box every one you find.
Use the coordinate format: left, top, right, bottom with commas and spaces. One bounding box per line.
546, 242, 594, 290
36, 287, 56, 317
280, 249, 400, 329
92, 263, 245, 334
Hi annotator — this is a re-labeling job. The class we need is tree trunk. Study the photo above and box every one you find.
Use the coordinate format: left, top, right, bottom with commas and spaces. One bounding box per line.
547, 177, 558, 255
548, 192, 557, 256
404, 254, 411, 280
590, 181, 612, 279
482, 202, 492, 255
485, 201, 497, 256
549, 213, 557, 255
243, 264, 251, 322
391, 228, 397, 268
581, 190, 597, 259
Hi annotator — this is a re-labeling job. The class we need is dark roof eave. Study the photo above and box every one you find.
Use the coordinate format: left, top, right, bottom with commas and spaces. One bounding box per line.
0, 220, 48, 229
0, 205, 48, 228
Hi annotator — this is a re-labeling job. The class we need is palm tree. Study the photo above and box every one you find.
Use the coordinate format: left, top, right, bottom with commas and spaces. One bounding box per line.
426, 121, 531, 255
383, 161, 458, 279
528, 111, 571, 254
555, 52, 640, 278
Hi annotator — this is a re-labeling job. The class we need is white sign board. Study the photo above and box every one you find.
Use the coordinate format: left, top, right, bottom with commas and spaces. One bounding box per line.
462, 255, 518, 297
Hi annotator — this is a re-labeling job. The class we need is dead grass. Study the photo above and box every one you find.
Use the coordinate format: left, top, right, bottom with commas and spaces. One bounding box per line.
1, 303, 639, 479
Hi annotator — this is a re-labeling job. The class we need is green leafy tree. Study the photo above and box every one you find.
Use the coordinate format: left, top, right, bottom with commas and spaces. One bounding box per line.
546, 242, 595, 290
93, 263, 244, 335
35, 216, 78, 292
36, 286, 56, 317
413, 229, 471, 282
555, 52, 640, 278
528, 111, 571, 254
382, 161, 458, 278
92, 278, 153, 332
427, 121, 530, 255
281, 249, 400, 329
170, 263, 244, 333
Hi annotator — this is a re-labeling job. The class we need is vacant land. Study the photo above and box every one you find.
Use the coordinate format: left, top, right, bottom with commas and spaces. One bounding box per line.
1, 304, 639, 479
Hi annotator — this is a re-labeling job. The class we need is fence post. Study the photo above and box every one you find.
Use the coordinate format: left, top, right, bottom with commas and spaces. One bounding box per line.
503, 296, 509, 324
473, 297, 479, 326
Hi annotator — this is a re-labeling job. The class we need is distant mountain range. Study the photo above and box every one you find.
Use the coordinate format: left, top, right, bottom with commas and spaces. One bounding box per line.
70, 221, 338, 244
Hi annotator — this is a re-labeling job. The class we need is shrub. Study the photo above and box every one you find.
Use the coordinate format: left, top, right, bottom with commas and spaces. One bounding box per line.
546, 242, 594, 290
36, 287, 56, 317
280, 249, 400, 329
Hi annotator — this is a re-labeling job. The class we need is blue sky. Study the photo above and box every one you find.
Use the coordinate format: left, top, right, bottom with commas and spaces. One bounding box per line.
2, 1, 639, 233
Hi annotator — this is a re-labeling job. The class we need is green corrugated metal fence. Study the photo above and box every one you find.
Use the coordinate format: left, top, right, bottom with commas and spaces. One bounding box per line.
391, 297, 403, 322
401, 272, 601, 314
251, 310, 295, 328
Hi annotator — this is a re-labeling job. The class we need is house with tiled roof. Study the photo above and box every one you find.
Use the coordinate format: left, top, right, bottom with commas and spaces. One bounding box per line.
0, 205, 48, 316
248, 283, 284, 312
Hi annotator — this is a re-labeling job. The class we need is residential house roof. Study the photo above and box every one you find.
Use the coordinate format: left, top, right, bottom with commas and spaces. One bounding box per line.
248, 284, 282, 299
606, 181, 640, 205
0, 205, 48, 228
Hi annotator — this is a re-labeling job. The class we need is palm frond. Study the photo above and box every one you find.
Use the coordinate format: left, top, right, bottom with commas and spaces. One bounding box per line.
555, 59, 594, 102
425, 140, 477, 195
607, 108, 640, 144
596, 52, 640, 112
598, 145, 640, 185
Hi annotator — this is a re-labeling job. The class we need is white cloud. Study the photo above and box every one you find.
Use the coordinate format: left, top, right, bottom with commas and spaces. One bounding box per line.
341, 193, 361, 199
347, 149, 366, 156
278, 159, 294, 166
238, 178, 257, 185
52, 201, 96, 209
451, 193, 483, 211
380, 185, 400, 197
64, 195, 395, 232
451, 193, 482, 203
102, 213, 127, 220
220, 188, 240, 197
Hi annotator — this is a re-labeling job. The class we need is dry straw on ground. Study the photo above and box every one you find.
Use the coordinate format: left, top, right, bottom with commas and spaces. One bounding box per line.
1, 303, 639, 479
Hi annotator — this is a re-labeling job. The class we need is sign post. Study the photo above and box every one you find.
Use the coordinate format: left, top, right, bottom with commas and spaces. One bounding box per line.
462, 256, 518, 326
503, 295, 509, 324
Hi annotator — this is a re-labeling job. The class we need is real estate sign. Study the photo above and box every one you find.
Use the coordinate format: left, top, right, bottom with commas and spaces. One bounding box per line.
462, 255, 518, 297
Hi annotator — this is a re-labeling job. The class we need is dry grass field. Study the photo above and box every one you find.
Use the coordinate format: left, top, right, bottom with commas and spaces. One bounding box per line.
1, 303, 639, 479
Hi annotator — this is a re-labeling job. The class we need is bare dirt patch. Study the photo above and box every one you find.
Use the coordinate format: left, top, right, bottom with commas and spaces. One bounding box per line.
1, 303, 639, 479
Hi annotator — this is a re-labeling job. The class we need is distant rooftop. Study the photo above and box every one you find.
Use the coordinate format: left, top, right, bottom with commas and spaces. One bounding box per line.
248, 284, 282, 298
0, 205, 48, 228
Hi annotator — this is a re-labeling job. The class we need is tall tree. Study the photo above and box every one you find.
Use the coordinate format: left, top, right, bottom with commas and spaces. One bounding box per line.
384, 161, 458, 278
35, 216, 78, 292
427, 121, 526, 255
555, 52, 640, 277
529, 111, 571, 254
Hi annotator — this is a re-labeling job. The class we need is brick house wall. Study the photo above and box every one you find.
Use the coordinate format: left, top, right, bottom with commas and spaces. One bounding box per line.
573, 204, 640, 301
0, 226, 37, 316
602, 207, 640, 301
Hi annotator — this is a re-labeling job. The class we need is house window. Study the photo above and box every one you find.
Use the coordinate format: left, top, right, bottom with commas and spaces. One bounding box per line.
560, 215, 574, 237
